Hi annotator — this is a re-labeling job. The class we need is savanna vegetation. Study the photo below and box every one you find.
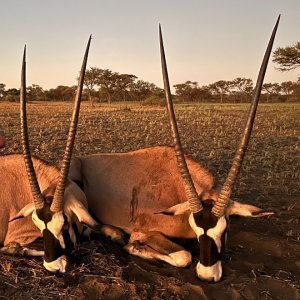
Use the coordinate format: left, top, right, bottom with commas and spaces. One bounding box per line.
0, 102, 299, 299
0, 39, 299, 299
1, 41, 299, 105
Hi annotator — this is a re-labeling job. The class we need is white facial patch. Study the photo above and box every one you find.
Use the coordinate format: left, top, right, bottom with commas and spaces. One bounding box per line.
196, 261, 222, 282
32, 210, 46, 232
43, 255, 67, 273
46, 211, 66, 249
188, 213, 204, 238
32, 209, 76, 250
206, 216, 227, 252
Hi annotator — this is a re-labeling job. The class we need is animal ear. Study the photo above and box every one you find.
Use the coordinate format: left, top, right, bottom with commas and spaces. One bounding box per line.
9, 203, 35, 222
227, 200, 274, 217
155, 201, 190, 216
70, 205, 99, 230
63, 183, 98, 229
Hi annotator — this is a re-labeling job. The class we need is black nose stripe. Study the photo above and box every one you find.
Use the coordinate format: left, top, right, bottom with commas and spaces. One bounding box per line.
198, 235, 221, 266
43, 228, 74, 262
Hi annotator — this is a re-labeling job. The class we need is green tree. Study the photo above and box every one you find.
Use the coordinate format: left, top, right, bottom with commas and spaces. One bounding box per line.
280, 81, 296, 102
96, 69, 120, 103
262, 83, 281, 102
5, 88, 19, 102
174, 81, 199, 102
208, 80, 231, 103
45, 85, 76, 101
83, 67, 101, 107
173, 81, 211, 102
292, 78, 300, 102
116, 74, 137, 101
230, 77, 253, 103
27, 84, 45, 101
129, 80, 158, 101
273, 42, 300, 71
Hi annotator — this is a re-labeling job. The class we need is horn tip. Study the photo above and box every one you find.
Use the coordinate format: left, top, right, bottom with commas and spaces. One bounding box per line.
275, 14, 281, 26
23, 45, 26, 60
86, 35, 92, 50
159, 25, 163, 43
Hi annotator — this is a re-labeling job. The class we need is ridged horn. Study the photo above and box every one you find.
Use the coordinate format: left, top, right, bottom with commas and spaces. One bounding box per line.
20, 45, 44, 210
159, 25, 202, 213
51, 35, 92, 212
212, 15, 280, 218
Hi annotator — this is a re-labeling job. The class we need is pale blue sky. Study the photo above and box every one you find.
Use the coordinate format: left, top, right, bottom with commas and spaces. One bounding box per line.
0, 1, 299, 90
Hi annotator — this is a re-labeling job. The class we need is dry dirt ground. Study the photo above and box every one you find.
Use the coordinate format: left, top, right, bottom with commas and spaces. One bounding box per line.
0, 102, 299, 299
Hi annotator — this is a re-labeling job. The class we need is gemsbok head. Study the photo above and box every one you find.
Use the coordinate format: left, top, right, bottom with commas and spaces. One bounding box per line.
9, 36, 102, 272
159, 16, 280, 281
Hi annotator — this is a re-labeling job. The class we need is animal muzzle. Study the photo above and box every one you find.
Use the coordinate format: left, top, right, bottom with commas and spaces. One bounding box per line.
196, 261, 222, 282
43, 255, 68, 273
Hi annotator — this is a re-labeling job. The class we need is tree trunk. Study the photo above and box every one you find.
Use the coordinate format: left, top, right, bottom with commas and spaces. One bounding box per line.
88, 90, 94, 107
107, 92, 111, 104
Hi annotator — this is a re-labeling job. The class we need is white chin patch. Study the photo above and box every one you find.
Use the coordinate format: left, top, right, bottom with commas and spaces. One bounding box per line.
43, 255, 67, 273
196, 261, 222, 282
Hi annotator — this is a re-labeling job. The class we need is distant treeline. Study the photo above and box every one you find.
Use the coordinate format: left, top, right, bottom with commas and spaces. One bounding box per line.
1, 67, 299, 104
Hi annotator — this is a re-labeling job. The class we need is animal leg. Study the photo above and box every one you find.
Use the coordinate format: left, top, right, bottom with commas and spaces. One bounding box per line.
0, 242, 44, 256
124, 231, 192, 268
83, 224, 126, 245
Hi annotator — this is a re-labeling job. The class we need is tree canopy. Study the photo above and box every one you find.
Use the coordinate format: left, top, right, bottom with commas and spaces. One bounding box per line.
1, 65, 300, 103
272, 41, 300, 71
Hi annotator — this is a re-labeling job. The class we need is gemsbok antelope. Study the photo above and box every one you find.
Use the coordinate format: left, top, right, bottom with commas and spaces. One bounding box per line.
68, 16, 280, 282
0, 37, 123, 273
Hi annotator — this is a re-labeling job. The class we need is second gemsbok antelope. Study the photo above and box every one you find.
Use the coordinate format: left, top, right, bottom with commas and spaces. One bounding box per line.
0, 37, 123, 273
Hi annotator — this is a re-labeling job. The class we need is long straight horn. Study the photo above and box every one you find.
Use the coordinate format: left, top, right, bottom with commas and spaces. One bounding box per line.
212, 16, 280, 218
20, 45, 44, 210
51, 35, 92, 212
159, 25, 202, 213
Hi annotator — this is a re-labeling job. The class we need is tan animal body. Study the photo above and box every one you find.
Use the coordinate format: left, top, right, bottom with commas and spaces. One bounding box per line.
0, 154, 85, 248
70, 146, 217, 238
69, 17, 280, 282
0, 154, 123, 270
69, 146, 271, 277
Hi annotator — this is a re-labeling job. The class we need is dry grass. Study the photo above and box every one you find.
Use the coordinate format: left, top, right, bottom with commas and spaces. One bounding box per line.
1, 101, 298, 203
0, 101, 299, 299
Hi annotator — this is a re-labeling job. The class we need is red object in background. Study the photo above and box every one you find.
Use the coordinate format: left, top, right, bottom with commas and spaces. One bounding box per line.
0, 127, 5, 148
0, 136, 5, 148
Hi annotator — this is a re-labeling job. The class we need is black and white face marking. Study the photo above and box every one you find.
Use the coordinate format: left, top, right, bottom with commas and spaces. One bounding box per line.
31, 196, 77, 273
188, 202, 229, 282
